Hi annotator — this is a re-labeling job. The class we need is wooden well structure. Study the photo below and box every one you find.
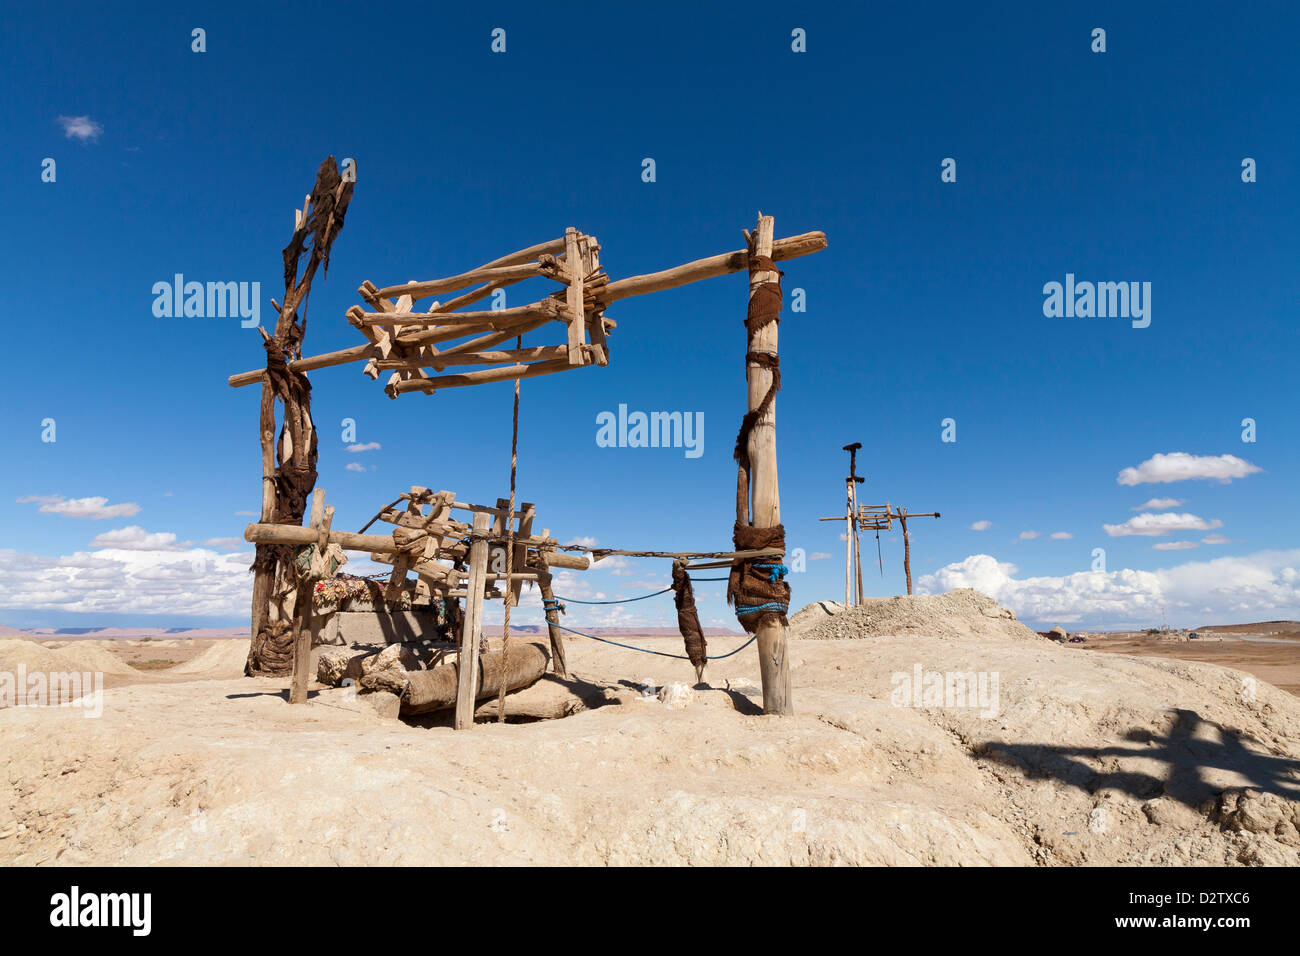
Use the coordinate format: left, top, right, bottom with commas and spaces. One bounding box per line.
230, 158, 825, 724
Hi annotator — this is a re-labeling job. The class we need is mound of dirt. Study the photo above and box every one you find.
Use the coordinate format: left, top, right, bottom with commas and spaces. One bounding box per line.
168, 640, 250, 677
787, 600, 847, 630
791, 588, 1036, 643
0, 639, 136, 678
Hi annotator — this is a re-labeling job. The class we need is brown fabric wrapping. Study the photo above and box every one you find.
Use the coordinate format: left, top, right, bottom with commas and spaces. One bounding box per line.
727, 239, 789, 633
670, 562, 707, 673
726, 523, 790, 633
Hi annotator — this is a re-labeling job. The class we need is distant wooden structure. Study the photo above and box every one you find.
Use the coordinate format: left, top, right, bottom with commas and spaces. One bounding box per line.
823, 496, 941, 598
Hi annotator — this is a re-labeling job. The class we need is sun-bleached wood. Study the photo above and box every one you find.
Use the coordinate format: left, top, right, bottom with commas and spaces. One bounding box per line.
745, 214, 793, 717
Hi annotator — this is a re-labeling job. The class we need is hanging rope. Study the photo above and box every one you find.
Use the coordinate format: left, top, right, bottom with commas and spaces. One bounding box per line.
497, 335, 522, 722
553, 587, 671, 605
545, 619, 758, 661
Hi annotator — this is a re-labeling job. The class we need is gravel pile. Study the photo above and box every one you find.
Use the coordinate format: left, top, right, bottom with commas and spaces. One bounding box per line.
790, 588, 1040, 642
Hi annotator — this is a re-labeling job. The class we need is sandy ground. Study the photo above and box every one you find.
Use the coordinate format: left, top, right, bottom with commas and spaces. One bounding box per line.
1, 590, 1297, 866
1074, 634, 1300, 697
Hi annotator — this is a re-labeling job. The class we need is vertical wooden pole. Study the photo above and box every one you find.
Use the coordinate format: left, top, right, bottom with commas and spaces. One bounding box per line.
564, 227, 587, 365
456, 510, 491, 729
843, 477, 853, 605
901, 510, 913, 596
852, 482, 864, 605
289, 489, 327, 704
746, 213, 792, 716
536, 558, 569, 679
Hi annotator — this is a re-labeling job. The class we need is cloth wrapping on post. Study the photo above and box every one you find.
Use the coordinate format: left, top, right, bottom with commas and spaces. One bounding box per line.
727, 237, 789, 633
670, 560, 707, 676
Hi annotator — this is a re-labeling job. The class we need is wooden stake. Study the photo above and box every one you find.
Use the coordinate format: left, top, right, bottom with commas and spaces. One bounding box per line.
843, 476, 853, 605
746, 214, 792, 716
900, 510, 912, 596
289, 489, 328, 704
456, 511, 491, 730
535, 556, 568, 679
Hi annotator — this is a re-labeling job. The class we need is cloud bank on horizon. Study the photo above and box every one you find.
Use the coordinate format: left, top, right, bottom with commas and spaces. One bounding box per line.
918, 550, 1300, 629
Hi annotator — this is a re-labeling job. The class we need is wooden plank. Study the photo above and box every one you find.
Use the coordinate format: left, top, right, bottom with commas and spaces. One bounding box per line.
564, 227, 586, 365
455, 511, 492, 730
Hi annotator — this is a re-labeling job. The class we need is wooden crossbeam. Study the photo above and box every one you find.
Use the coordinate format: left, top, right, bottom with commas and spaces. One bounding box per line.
227, 228, 827, 393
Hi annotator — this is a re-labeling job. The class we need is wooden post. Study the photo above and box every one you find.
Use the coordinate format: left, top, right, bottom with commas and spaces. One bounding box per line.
852, 481, 864, 605
746, 214, 792, 716
900, 510, 912, 596
535, 556, 568, 679
843, 476, 853, 605
564, 227, 586, 365
455, 511, 491, 729
289, 489, 329, 704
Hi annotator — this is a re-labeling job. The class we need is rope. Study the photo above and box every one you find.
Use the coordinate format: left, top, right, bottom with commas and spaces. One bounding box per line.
752, 563, 788, 582
547, 619, 758, 661
554, 587, 672, 605
498, 334, 522, 722
736, 601, 789, 616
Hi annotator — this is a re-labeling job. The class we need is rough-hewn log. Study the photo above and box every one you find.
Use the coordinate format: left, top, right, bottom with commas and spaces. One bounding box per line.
455, 511, 491, 729
746, 214, 793, 716
409, 640, 548, 716
600, 231, 826, 304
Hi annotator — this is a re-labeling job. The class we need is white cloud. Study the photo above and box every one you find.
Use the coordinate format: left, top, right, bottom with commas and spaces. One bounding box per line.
1152, 541, 1198, 551
1019, 531, 1040, 540
89, 526, 183, 551
235, 510, 257, 517
1103, 512, 1223, 537
0, 545, 253, 617
1117, 452, 1261, 486
809, 552, 832, 560
1049, 532, 1073, 540
566, 536, 599, 548
57, 115, 103, 142
346, 442, 381, 453
916, 550, 1300, 629
202, 537, 247, 552
345, 462, 365, 473
1202, 534, 1231, 545
970, 520, 992, 531
1133, 497, 1184, 511
19, 495, 141, 520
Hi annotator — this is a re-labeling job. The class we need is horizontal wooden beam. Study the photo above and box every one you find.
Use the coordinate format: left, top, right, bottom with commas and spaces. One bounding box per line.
352, 300, 559, 328
373, 259, 567, 302
228, 343, 373, 388
600, 231, 826, 304
388, 357, 577, 396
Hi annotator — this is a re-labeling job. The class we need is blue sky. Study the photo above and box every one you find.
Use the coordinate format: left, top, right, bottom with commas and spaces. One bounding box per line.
1, 1, 1296, 632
